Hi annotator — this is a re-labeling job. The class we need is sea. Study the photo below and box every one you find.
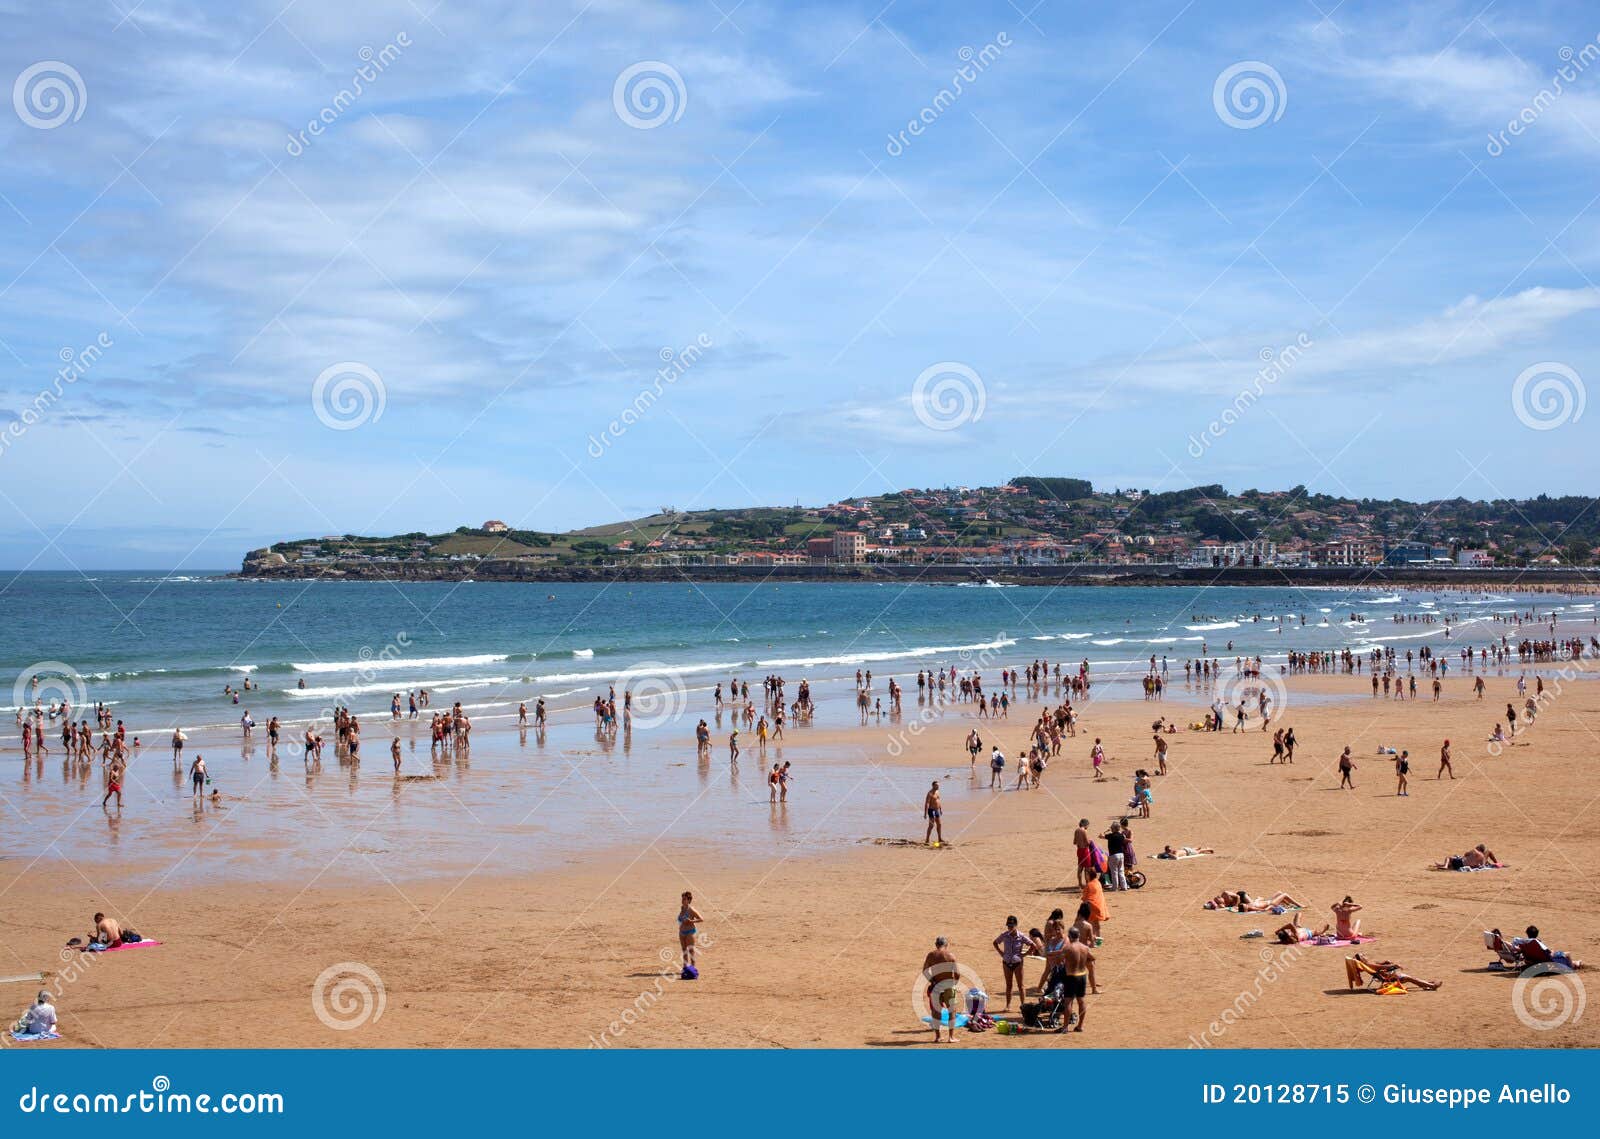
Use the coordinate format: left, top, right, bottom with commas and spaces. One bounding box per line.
2, 573, 1584, 736
0, 573, 1588, 883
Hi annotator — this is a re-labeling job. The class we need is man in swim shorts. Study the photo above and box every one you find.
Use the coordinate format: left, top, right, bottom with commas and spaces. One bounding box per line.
1060, 928, 1094, 1032
923, 781, 944, 846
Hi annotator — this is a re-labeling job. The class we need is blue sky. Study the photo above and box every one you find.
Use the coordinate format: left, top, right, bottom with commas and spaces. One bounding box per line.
1, 0, 1597, 568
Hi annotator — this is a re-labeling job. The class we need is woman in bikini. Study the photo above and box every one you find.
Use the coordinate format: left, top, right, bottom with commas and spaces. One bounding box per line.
677, 891, 703, 973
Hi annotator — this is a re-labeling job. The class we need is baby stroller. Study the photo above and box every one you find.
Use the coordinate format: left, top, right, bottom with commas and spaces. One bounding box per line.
1021, 966, 1075, 1032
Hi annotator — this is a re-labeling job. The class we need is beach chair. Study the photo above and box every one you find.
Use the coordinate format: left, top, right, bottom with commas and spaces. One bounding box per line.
1344, 955, 1397, 991
1484, 930, 1524, 970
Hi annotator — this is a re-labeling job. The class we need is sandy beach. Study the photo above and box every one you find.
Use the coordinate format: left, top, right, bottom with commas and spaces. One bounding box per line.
4, 646, 1596, 1050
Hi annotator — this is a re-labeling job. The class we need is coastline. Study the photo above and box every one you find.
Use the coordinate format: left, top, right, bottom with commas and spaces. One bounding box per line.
229, 561, 1600, 587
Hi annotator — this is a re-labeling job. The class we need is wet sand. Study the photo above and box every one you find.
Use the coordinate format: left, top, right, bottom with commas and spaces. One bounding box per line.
4, 658, 1597, 1048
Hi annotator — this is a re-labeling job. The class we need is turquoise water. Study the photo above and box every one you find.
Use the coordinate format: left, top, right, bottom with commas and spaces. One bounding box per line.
0, 573, 1584, 883
1, 573, 1580, 738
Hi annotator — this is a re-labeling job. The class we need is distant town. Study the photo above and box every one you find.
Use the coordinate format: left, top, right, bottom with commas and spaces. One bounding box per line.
240, 478, 1599, 578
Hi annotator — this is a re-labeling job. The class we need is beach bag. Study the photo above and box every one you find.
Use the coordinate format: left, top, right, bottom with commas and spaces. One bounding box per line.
679, 963, 698, 981
1020, 1001, 1041, 1028
1089, 843, 1108, 874
965, 988, 988, 1018
120, 931, 141, 944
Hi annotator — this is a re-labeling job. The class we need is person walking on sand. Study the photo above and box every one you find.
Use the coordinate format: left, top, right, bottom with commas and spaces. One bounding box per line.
924, 781, 945, 846
1337, 747, 1356, 790
1393, 750, 1410, 797
1091, 738, 1106, 781
988, 746, 1006, 790
677, 891, 702, 975
102, 753, 125, 810
391, 737, 402, 773
921, 936, 961, 1043
187, 754, 207, 798
966, 728, 982, 768
1074, 818, 1093, 886
1437, 739, 1454, 780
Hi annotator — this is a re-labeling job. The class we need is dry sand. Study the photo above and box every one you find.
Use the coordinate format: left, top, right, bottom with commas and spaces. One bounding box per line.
4, 662, 1597, 1048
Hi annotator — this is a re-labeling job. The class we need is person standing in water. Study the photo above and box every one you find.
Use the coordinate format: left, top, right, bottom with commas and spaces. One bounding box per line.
188, 754, 207, 798
924, 780, 944, 846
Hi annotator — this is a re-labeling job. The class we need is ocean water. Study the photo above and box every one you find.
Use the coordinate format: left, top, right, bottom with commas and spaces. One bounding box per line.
0, 572, 1579, 739
0, 573, 1586, 883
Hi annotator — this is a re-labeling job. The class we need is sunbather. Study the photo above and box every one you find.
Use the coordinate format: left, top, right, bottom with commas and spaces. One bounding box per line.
1433, 843, 1500, 870
1275, 920, 1332, 944
1349, 953, 1442, 991
1159, 844, 1215, 859
1207, 889, 1302, 912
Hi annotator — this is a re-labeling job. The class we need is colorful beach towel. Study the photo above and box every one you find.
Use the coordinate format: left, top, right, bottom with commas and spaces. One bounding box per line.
83, 938, 162, 953
1430, 864, 1508, 872
6, 1030, 60, 1042
1305, 935, 1378, 948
